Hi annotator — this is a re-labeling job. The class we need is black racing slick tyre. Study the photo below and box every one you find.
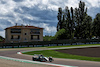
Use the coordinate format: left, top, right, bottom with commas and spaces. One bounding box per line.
32, 57, 37, 61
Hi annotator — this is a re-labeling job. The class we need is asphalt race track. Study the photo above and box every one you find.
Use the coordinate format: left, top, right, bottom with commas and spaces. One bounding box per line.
0, 58, 53, 67
0, 46, 100, 67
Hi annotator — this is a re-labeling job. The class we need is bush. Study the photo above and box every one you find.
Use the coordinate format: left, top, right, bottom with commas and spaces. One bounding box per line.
0, 36, 4, 42
43, 35, 55, 41
54, 29, 69, 40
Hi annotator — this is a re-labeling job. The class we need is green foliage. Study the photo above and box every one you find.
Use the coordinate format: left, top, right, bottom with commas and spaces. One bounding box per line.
43, 35, 54, 41
57, 7, 63, 31
81, 15, 92, 39
64, 7, 75, 39
93, 13, 100, 37
0, 39, 2, 41
0, 36, 4, 41
74, 1, 88, 39
56, 1, 100, 40
56, 1, 89, 39
54, 29, 70, 40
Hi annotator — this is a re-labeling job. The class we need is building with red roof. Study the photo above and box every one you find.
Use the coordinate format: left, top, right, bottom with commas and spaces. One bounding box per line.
5, 24, 43, 43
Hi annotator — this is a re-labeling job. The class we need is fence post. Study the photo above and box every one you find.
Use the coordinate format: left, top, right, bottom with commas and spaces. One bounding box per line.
12, 43, 14, 48
20, 43, 22, 47
62, 43, 63, 46
27, 44, 29, 47
18, 43, 20, 48
2, 43, 3, 48
98, 40, 99, 44
57, 43, 58, 46
89, 41, 90, 44
3, 43, 6, 48
5, 43, 6, 48
33, 45, 34, 47
42, 44, 44, 47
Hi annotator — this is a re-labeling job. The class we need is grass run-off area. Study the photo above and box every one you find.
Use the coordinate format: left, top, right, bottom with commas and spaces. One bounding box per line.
23, 49, 100, 62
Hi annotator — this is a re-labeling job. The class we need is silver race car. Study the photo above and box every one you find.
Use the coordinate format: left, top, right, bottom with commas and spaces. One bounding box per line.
32, 54, 54, 62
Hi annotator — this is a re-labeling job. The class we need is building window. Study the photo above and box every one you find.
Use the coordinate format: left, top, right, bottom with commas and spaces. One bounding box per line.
18, 36, 20, 39
11, 35, 13, 39
11, 35, 20, 39
25, 33, 27, 35
30, 29, 40, 34
25, 38, 27, 40
11, 29, 21, 33
31, 35, 39, 40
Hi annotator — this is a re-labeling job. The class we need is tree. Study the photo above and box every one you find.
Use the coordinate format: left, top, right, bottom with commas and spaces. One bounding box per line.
56, 1, 94, 40
64, 7, 75, 39
57, 7, 63, 31
54, 29, 70, 40
0, 36, 4, 41
43, 35, 54, 41
81, 15, 92, 39
93, 13, 100, 38
74, 1, 87, 39
57, 6, 75, 39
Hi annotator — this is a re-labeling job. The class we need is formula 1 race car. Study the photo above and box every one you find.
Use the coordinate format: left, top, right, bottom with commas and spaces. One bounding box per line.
32, 54, 54, 62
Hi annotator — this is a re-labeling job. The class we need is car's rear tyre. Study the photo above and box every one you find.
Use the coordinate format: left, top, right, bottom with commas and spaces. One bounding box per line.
32, 57, 37, 61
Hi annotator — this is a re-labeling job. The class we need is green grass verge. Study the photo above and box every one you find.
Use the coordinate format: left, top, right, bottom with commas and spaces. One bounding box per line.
23, 50, 100, 62
47, 44, 100, 48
